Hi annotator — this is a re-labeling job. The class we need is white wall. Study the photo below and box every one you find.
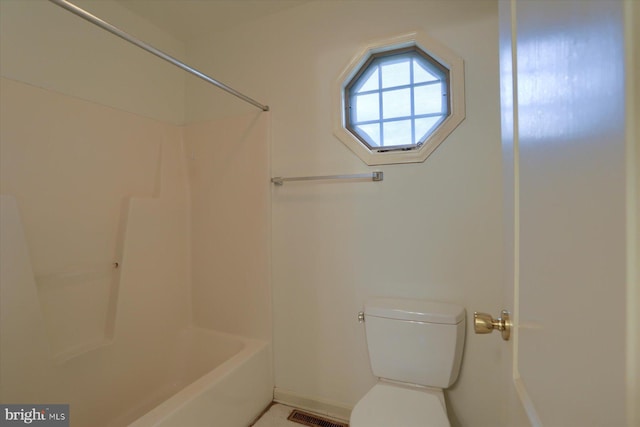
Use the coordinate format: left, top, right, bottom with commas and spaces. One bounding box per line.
186, 1, 505, 425
185, 112, 272, 341
0, 0, 186, 124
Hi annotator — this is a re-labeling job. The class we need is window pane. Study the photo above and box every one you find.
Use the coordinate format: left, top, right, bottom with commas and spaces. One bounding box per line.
344, 47, 454, 153
414, 83, 444, 115
382, 88, 411, 119
357, 67, 379, 93
353, 93, 379, 122
381, 59, 410, 88
382, 120, 411, 146
413, 60, 440, 83
356, 124, 381, 146
415, 116, 443, 142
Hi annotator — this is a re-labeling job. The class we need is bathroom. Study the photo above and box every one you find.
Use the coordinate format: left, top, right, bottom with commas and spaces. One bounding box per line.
0, 0, 637, 426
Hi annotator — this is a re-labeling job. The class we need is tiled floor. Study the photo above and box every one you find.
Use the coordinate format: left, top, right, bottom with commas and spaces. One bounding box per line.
251, 404, 298, 427
251, 403, 349, 427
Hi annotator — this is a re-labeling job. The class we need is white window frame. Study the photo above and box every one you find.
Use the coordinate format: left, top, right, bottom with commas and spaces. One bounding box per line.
333, 32, 465, 165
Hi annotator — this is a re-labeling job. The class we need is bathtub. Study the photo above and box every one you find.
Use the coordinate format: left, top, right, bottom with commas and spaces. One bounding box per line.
88, 328, 273, 427
51, 328, 272, 427
124, 329, 272, 427
0, 199, 273, 427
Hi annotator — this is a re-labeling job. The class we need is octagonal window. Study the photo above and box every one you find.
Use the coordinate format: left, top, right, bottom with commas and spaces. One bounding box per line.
334, 33, 465, 165
345, 46, 449, 151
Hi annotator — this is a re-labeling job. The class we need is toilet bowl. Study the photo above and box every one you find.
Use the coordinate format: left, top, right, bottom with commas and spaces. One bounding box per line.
350, 381, 450, 427
349, 298, 465, 427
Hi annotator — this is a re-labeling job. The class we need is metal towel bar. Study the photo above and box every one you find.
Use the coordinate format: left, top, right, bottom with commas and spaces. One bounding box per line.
271, 171, 383, 185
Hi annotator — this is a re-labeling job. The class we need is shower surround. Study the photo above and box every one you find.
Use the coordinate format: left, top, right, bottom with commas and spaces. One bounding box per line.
0, 2, 272, 419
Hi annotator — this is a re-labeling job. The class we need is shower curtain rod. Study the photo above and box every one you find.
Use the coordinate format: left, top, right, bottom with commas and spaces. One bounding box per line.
48, 0, 269, 112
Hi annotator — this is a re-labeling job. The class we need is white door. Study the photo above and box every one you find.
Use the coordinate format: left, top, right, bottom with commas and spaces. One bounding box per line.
498, 1, 638, 426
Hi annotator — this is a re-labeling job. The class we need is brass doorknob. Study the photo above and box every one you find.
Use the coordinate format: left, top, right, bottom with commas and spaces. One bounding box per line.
474, 310, 511, 341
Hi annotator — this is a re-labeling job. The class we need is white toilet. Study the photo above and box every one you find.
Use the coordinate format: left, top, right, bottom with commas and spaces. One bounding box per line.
350, 298, 466, 427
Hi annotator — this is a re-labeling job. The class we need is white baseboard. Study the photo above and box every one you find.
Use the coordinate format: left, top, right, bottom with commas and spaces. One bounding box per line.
273, 387, 352, 422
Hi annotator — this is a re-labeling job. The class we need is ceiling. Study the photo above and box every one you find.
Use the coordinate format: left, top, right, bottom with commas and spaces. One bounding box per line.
114, 0, 312, 43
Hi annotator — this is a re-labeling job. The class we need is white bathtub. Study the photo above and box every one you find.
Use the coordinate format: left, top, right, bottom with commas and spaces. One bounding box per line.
125, 329, 272, 427
0, 196, 272, 426
94, 328, 273, 427
57, 328, 272, 427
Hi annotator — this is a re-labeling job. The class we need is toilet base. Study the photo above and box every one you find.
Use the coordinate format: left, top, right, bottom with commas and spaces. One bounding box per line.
350, 380, 450, 427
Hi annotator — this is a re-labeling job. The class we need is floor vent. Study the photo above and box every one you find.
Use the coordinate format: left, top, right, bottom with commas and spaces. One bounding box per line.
287, 409, 349, 427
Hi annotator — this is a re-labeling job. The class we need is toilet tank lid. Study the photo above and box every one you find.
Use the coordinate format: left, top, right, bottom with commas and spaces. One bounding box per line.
365, 298, 465, 324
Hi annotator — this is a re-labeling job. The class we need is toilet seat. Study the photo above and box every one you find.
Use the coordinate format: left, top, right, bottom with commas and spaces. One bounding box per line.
350, 382, 450, 427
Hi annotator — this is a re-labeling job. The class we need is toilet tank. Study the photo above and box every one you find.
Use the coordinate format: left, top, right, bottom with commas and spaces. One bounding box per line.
364, 298, 465, 388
